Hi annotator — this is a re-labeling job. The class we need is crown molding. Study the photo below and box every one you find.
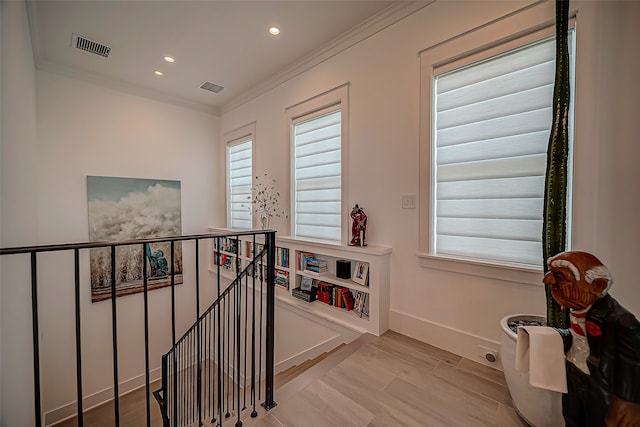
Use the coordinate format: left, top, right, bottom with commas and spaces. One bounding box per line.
219, 1, 433, 115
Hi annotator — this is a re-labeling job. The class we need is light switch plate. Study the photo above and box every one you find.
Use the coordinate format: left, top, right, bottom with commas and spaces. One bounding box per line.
402, 194, 416, 209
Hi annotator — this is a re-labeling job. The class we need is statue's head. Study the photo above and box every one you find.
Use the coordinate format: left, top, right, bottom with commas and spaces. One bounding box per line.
153, 249, 164, 257
543, 251, 612, 310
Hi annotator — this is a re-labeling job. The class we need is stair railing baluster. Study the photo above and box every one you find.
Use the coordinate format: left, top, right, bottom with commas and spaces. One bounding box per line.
110, 245, 121, 427
236, 270, 242, 427
196, 240, 203, 427
142, 244, 151, 427
73, 248, 84, 427
170, 239, 178, 427
243, 273, 248, 412
225, 293, 231, 419
258, 252, 263, 402
29, 251, 43, 427
250, 234, 257, 418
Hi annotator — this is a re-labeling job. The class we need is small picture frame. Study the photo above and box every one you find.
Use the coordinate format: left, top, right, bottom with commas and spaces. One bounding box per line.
352, 261, 369, 286
300, 276, 314, 291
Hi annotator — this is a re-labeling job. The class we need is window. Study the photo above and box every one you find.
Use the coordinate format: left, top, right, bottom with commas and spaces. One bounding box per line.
287, 84, 348, 242
419, 12, 575, 276
225, 123, 255, 229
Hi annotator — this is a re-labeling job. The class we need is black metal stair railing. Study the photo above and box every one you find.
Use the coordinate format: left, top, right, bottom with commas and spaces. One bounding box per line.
0, 230, 276, 427
154, 232, 277, 427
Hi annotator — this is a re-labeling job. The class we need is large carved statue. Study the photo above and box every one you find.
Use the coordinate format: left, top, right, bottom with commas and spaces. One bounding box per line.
544, 251, 640, 427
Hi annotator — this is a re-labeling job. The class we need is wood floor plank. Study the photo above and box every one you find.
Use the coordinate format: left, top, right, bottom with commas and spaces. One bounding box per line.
374, 330, 462, 367
432, 360, 508, 403
383, 376, 498, 427
52, 331, 531, 427
456, 357, 509, 388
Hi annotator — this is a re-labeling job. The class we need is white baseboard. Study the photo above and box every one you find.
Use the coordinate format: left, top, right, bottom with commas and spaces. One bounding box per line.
46, 368, 161, 426
275, 298, 361, 373
275, 332, 357, 374
389, 309, 502, 370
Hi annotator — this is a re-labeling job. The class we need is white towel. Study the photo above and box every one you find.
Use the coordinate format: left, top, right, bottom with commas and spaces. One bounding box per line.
515, 326, 568, 393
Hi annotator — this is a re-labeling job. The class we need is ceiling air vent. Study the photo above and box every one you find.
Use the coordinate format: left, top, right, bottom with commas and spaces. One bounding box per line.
71, 33, 111, 58
200, 82, 224, 93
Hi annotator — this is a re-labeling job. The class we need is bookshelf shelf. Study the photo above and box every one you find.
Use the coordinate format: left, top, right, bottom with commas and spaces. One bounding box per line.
208, 229, 391, 336
279, 235, 391, 336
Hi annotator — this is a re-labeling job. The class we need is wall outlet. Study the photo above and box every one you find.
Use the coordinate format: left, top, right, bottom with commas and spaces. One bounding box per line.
478, 345, 498, 364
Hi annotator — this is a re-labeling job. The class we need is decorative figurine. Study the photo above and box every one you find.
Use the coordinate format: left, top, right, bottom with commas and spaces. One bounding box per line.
349, 204, 367, 247
145, 243, 168, 277
544, 251, 640, 427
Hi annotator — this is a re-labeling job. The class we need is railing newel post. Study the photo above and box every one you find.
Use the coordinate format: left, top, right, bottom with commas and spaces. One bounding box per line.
262, 231, 277, 410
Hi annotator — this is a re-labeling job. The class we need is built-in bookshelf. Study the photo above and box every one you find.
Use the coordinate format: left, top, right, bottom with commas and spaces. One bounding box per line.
283, 235, 391, 335
210, 235, 291, 290
208, 229, 391, 336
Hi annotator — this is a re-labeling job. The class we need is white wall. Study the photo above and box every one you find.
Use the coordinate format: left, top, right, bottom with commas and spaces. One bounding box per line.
220, 0, 640, 365
2, 1, 639, 424
1, 1, 40, 426
33, 71, 222, 423
2, 7, 224, 419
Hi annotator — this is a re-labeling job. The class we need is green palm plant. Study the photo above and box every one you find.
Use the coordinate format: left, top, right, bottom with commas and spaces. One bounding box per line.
543, 0, 571, 329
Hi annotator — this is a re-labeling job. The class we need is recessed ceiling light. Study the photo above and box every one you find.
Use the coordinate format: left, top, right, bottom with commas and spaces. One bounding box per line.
154, 70, 164, 76
269, 27, 280, 35
163, 56, 175, 63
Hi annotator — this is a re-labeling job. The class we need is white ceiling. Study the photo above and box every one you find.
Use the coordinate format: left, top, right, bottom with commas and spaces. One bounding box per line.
28, 1, 426, 115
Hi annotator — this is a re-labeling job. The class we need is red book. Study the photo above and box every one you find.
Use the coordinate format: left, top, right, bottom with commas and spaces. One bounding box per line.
342, 291, 354, 311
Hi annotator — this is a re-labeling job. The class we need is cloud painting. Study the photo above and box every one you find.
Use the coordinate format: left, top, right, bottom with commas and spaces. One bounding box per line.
87, 176, 183, 302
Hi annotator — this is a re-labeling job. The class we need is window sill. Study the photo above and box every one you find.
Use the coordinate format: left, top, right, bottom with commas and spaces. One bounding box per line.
417, 253, 543, 286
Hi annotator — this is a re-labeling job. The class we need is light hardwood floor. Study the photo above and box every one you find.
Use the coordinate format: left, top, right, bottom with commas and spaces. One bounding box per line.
55, 331, 528, 427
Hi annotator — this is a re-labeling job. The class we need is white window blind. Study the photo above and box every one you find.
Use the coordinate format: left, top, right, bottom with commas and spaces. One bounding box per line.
294, 110, 342, 241
433, 34, 573, 268
228, 139, 252, 229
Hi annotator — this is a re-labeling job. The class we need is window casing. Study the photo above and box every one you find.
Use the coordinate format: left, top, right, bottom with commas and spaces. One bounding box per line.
226, 124, 255, 230
419, 10, 575, 281
287, 85, 348, 242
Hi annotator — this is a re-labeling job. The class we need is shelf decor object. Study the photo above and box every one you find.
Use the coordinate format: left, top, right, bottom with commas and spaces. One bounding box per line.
352, 261, 368, 286
336, 259, 351, 279
247, 174, 288, 229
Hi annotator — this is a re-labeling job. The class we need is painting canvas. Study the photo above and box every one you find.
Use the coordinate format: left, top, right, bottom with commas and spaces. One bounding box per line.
87, 176, 183, 302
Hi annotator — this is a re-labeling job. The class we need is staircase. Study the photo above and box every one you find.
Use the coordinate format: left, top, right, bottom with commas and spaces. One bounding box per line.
0, 230, 277, 427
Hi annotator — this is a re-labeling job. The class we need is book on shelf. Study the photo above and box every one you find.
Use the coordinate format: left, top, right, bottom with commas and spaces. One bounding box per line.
292, 287, 317, 302
246, 242, 266, 261
351, 289, 369, 318
277, 247, 289, 268
297, 251, 315, 271
336, 287, 352, 309
317, 281, 336, 305
316, 281, 356, 312
342, 290, 354, 311
215, 237, 240, 255
214, 252, 238, 272
275, 268, 289, 290
302, 256, 328, 276
297, 252, 327, 271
